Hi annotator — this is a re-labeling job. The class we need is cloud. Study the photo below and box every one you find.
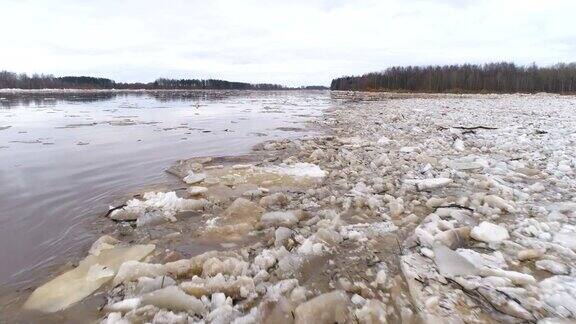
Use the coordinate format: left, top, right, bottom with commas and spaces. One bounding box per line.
0, 0, 574, 86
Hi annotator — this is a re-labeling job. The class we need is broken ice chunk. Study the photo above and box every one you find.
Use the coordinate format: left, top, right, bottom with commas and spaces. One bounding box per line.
450, 162, 484, 170
453, 138, 465, 151
535, 260, 570, 275
479, 268, 536, 286
260, 210, 304, 228
484, 195, 516, 213
539, 275, 576, 317
259, 193, 289, 208
433, 244, 477, 277
88, 235, 119, 256
140, 286, 205, 314
102, 312, 129, 324
377, 136, 390, 145
183, 172, 206, 184
406, 178, 453, 191
553, 232, 576, 251
387, 196, 404, 218
435, 227, 471, 249
400, 146, 416, 153
471, 221, 509, 243
180, 274, 255, 299
456, 249, 507, 269
153, 310, 189, 323
223, 198, 264, 225
113, 261, 167, 285
275, 227, 294, 247
86, 263, 115, 282
517, 249, 545, 261
375, 270, 387, 288
355, 299, 388, 323
232, 164, 252, 170
135, 276, 176, 295
110, 191, 207, 224
294, 290, 350, 323
265, 163, 327, 178
104, 298, 141, 313
136, 210, 175, 227
24, 244, 155, 313
188, 186, 208, 196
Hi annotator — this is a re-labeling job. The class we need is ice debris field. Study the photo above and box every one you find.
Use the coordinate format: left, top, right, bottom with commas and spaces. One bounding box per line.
21, 92, 576, 323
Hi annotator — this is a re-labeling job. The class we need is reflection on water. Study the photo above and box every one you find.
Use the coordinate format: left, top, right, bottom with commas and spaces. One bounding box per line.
0, 90, 330, 292
0, 90, 254, 108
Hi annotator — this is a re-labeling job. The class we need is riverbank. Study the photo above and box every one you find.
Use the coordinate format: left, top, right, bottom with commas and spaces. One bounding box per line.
0, 90, 328, 322
7, 92, 576, 323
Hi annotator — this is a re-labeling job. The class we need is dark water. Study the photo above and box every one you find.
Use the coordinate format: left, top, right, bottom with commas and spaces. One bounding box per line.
0, 90, 329, 290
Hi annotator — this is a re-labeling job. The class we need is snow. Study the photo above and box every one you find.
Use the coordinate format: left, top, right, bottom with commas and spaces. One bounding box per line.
109, 191, 206, 225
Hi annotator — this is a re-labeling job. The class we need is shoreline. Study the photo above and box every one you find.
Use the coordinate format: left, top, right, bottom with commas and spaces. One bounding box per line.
0, 93, 327, 323
5, 92, 576, 322
0, 89, 329, 94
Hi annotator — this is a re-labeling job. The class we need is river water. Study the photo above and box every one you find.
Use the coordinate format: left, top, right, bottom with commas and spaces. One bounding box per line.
0, 90, 329, 292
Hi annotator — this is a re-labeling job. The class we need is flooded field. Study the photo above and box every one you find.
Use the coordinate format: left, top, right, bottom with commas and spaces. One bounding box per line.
0, 90, 329, 292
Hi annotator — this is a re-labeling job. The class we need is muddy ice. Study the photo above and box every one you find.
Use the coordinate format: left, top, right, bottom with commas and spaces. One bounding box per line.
22, 92, 576, 323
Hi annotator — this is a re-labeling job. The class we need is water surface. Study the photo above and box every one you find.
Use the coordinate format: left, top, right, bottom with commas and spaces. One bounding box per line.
0, 90, 329, 290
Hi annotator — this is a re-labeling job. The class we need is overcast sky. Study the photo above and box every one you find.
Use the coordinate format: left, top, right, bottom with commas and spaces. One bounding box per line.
1, 0, 575, 86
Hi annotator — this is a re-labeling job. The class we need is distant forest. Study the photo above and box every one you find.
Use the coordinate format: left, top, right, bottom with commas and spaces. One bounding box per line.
331, 63, 576, 93
0, 70, 325, 90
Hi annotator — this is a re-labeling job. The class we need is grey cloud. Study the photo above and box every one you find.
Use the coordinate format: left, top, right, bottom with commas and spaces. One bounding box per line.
0, 0, 574, 86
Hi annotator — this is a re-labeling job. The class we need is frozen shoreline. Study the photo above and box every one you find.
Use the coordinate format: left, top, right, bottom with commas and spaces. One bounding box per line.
9, 92, 576, 323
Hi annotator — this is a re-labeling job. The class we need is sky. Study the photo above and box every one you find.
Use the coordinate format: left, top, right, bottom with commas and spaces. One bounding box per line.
1, 0, 575, 86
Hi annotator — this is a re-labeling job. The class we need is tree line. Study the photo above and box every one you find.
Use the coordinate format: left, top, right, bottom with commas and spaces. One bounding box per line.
0, 71, 294, 90
330, 63, 576, 93
151, 78, 286, 90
